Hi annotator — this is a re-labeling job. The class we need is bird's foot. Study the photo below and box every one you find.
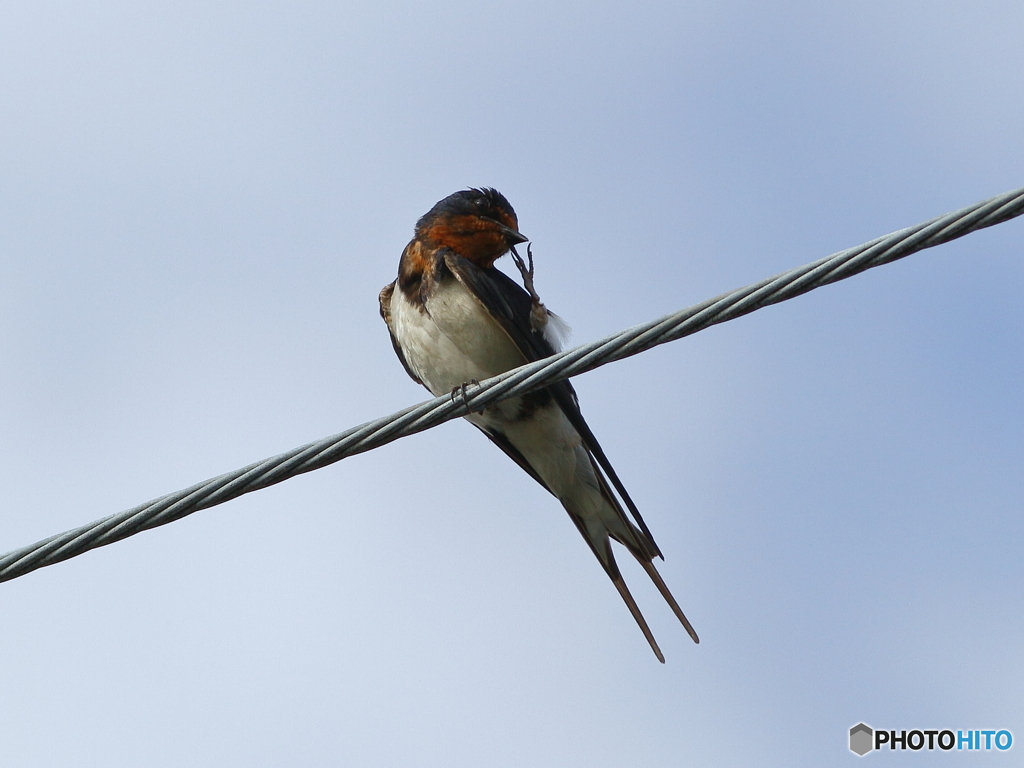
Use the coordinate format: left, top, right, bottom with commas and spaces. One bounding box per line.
450, 379, 481, 413
511, 243, 548, 333
510, 243, 540, 304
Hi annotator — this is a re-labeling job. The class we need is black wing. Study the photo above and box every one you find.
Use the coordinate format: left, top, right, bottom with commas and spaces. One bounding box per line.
442, 252, 662, 556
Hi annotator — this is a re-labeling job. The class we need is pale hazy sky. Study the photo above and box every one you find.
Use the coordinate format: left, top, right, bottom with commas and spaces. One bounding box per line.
2, 2, 1022, 766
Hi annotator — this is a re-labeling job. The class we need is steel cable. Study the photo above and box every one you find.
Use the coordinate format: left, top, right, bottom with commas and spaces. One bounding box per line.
2, 186, 1023, 584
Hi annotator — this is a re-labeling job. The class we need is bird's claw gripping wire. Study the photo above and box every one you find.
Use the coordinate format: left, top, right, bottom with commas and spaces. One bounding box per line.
450, 379, 481, 413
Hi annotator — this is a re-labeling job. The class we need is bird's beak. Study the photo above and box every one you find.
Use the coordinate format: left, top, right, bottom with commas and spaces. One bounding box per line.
483, 216, 528, 245
499, 224, 529, 245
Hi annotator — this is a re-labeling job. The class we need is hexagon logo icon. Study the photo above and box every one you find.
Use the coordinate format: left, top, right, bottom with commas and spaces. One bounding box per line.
850, 723, 874, 756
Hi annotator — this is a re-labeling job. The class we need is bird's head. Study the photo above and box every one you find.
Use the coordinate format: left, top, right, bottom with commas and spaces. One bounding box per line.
415, 188, 528, 268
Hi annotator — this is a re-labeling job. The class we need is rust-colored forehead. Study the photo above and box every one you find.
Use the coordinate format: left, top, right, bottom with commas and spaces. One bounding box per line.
415, 187, 518, 235
411, 187, 522, 267
491, 206, 519, 231
416, 213, 509, 261
407, 188, 520, 268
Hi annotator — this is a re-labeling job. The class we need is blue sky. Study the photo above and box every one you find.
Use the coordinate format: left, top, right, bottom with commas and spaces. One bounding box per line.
2, 2, 1022, 765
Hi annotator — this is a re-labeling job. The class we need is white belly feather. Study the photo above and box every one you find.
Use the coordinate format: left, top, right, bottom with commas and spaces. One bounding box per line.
389, 278, 618, 532
389, 277, 526, 397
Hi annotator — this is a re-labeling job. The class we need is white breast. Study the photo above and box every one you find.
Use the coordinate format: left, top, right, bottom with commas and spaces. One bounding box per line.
389, 278, 527, 398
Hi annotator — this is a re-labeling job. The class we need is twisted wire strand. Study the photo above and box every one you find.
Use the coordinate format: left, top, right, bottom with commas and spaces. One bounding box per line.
2, 187, 1023, 584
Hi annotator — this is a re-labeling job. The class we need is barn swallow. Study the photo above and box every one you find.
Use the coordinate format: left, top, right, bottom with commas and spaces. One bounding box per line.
379, 188, 698, 661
